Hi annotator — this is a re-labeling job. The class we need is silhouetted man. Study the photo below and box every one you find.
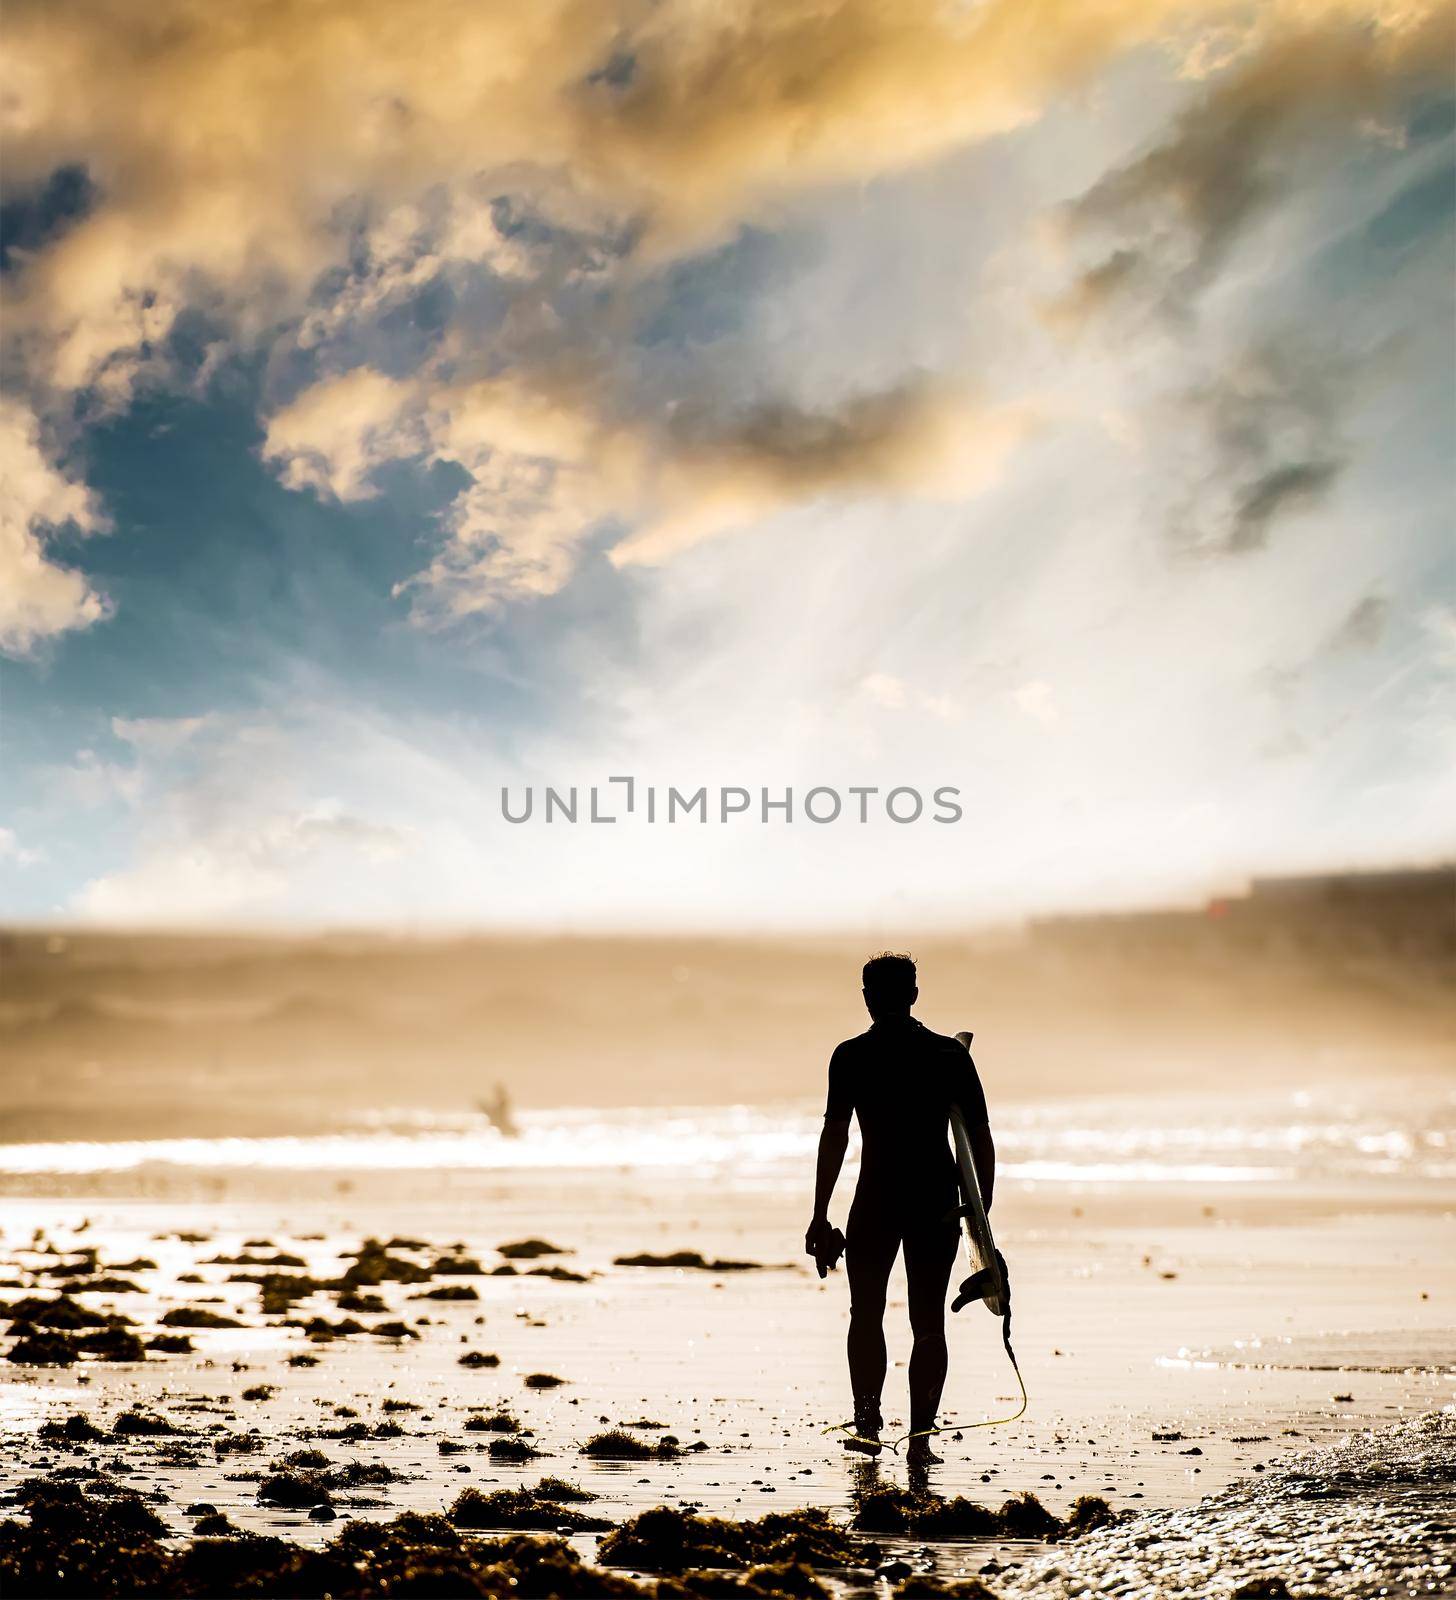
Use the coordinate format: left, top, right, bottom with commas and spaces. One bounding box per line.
805, 951, 994, 1459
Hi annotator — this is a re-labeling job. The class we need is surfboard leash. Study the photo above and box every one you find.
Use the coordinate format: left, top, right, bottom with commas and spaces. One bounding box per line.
826, 1327, 1027, 1454
892, 1248, 1028, 1451
889, 1325, 1027, 1450
820, 1419, 889, 1453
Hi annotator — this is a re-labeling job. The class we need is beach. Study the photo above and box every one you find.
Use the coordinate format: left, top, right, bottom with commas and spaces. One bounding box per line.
2, 1083, 1452, 1596
6, 0, 1454, 1583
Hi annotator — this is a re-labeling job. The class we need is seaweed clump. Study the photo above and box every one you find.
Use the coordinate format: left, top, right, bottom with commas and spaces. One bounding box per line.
598, 1506, 874, 1572
448, 1480, 611, 1532
6, 1294, 131, 1331
8, 1324, 147, 1363
850, 1485, 1110, 1542
613, 1251, 764, 1271
258, 1471, 334, 1508
583, 1430, 683, 1461
0, 1488, 653, 1599
340, 1240, 433, 1287
76, 1326, 148, 1361
259, 1459, 399, 1507
488, 1436, 545, 1461
464, 1410, 521, 1433
0, 1477, 173, 1596
38, 1413, 106, 1446
159, 1307, 245, 1329
1064, 1494, 1121, 1537
497, 1238, 567, 1259
112, 1410, 180, 1437
147, 1334, 194, 1354
431, 1253, 486, 1275
6, 1330, 81, 1366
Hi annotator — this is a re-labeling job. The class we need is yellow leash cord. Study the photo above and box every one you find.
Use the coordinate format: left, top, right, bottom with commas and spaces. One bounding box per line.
820, 1420, 888, 1451
828, 1248, 1028, 1455
889, 1331, 1028, 1450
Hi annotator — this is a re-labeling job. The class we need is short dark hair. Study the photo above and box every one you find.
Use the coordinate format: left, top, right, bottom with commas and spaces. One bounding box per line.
862, 951, 916, 997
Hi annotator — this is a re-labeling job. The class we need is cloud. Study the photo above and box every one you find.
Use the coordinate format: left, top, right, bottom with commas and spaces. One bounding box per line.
1325, 594, 1390, 654
4, 0, 1454, 933
265, 364, 1033, 612
0, 0, 1249, 394
0, 1, 613, 395
1166, 342, 1350, 555
44, 748, 146, 810
1034, 10, 1454, 563
262, 369, 421, 501
111, 714, 216, 754
1012, 681, 1060, 726
0, 826, 43, 867
575, 0, 1211, 249
1230, 459, 1342, 551
79, 708, 432, 924
859, 672, 963, 723
74, 791, 418, 923
0, 398, 110, 656
610, 385, 1033, 568
860, 673, 906, 709
4, 0, 1449, 632
1051, 9, 1456, 328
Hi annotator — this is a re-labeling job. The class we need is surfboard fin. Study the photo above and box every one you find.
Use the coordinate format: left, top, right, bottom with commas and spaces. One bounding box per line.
951, 1266, 1000, 1314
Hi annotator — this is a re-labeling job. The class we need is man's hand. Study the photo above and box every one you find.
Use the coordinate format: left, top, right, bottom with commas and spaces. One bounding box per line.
804, 1216, 846, 1278
809, 1117, 849, 1276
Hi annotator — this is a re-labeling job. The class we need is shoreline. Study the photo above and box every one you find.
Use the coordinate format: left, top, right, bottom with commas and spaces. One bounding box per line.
3, 1180, 1451, 1575
2, 1092, 1450, 1595
3, 1409, 1450, 1597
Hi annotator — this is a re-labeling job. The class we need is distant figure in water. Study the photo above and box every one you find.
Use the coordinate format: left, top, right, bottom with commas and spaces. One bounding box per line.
477, 1082, 518, 1139
805, 951, 994, 1462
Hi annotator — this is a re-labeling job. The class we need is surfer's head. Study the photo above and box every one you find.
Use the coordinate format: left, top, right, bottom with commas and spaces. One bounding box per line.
862, 951, 917, 1020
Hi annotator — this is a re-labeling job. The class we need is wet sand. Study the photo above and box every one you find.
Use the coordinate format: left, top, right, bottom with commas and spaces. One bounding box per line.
999, 1408, 1454, 1598
2, 1151, 1452, 1595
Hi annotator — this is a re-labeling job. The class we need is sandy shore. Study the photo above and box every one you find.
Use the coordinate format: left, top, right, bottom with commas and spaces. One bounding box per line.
2, 1143, 1451, 1595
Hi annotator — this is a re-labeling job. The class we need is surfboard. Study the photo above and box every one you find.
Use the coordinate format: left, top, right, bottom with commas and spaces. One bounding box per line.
949, 1030, 1005, 1316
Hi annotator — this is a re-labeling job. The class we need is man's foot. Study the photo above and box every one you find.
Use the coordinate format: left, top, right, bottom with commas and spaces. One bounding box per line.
905, 1432, 943, 1465
841, 1405, 882, 1455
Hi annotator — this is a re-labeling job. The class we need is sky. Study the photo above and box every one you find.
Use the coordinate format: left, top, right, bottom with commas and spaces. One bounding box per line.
1, 0, 1453, 931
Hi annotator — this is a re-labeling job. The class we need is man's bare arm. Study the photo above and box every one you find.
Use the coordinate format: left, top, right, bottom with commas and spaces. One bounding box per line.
811, 1118, 850, 1223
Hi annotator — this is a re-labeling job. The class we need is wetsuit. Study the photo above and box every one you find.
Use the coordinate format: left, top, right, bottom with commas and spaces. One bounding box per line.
823, 1016, 988, 1428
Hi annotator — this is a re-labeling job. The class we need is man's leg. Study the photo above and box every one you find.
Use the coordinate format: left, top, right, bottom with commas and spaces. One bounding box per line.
844, 1213, 898, 1443
903, 1217, 959, 1437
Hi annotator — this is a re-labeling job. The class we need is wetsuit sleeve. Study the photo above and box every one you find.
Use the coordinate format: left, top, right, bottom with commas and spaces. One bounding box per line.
954, 1050, 989, 1127
823, 1044, 854, 1124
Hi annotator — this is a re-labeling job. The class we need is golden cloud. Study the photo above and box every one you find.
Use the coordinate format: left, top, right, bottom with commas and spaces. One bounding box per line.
263, 364, 1033, 609
4, 0, 1448, 618
7, 0, 1445, 389
0, 400, 110, 655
